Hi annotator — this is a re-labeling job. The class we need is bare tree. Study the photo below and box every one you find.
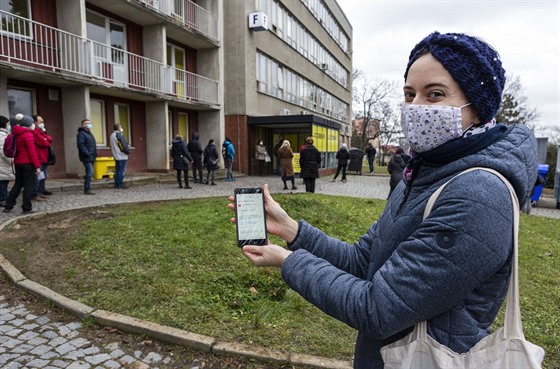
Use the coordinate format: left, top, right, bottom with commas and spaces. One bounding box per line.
352, 69, 399, 149
376, 102, 403, 165
496, 73, 539, 126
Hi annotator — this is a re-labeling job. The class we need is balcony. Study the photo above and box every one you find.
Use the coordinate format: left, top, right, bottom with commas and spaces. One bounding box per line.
0, 10, 219, 106
137, 0, 218, 42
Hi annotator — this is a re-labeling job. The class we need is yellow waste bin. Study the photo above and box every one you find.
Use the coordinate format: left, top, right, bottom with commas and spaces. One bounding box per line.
93, 157, 115, 179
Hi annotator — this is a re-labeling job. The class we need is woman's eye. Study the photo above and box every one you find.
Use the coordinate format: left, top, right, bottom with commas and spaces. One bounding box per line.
404, 91, 415, 102
428, 91, 445, 100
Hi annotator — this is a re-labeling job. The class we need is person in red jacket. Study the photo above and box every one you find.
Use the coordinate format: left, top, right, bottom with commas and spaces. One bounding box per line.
31, 115, 53, 201
3, 116, 41, 214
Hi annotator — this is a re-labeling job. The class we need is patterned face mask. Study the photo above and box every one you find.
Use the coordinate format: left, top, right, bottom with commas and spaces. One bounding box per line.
401, 103, 471, 153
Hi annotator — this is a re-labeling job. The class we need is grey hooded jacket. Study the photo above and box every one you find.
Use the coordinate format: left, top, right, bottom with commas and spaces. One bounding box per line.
281, 125, 537, 369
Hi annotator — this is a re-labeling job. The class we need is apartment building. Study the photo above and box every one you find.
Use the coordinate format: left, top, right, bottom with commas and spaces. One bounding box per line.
0, 0, 222, 178
224, 0, 352, 175
0, 0, 351, 178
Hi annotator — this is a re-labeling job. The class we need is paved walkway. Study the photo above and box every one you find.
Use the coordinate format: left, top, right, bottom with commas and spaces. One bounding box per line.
1, 172, 558, 369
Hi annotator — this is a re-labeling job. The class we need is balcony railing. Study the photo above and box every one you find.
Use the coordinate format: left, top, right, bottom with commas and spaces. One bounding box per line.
137, 0, 218, 42
0, 10, 219, 106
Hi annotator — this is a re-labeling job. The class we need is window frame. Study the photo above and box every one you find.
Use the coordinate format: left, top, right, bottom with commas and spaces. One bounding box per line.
0, 0, 32, 38
89, 98, 107, 146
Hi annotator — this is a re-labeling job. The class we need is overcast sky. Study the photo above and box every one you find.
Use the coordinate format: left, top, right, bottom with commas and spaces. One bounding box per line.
338, 0, 559, 136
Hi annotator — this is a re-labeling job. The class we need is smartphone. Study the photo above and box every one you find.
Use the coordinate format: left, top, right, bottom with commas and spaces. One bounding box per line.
234, 187, 267, 247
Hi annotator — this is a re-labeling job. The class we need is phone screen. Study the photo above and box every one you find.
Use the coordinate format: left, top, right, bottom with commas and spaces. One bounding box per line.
235, 188, 267, 247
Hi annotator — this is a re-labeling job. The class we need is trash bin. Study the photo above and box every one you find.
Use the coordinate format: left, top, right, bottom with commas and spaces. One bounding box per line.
93, 157, 116, 179
348, 148, 365, 175
531, 164, 549, 203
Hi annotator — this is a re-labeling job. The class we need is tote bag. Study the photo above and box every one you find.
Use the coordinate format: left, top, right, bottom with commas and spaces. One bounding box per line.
381, 167, 545, 369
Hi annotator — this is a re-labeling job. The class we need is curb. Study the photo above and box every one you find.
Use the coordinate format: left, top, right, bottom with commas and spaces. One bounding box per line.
0, 209, 353, 369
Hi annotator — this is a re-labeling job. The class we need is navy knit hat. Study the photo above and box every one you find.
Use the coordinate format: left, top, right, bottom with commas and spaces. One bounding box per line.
0, 115, 8, 127
404, 32, 506, 124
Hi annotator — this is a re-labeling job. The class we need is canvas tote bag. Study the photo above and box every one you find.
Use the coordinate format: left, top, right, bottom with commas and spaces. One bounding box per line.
381, 167, 545, 369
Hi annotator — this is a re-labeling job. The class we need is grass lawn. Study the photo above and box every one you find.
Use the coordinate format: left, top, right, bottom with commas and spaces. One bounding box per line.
1, 193, 558, 367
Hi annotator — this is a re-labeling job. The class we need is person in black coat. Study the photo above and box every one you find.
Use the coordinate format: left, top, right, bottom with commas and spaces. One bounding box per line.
365, 142, 377, 174
387, 147, 410, 196
76, 119, 98, 195
299, 136, 321, 193
187, 132, 204, 184
203, 139, 219, 185
171, 134, 193, 189
332, 143, 350, 182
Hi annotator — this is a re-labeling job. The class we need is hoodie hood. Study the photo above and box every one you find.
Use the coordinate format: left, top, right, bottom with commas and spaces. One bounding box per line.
191, 132, 199, 140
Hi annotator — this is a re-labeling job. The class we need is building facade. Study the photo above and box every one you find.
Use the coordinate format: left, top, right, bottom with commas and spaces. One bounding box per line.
0, 0, 222, 178
223, 0, 352, 175
1, 0, 351, 178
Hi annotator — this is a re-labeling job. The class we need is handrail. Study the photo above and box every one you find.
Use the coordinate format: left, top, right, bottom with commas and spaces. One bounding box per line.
137, 0, 218, 42
0, 10, 219, 106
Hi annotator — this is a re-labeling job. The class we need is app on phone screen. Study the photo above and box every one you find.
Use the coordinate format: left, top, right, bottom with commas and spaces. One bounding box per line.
236, 192, 266, 243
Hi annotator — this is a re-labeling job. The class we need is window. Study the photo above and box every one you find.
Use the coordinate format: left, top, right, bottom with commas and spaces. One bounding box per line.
256, 53, 268, 93
90, 99, 106, 146
0, 0, 31, 37
86, 10, 126, 64
114, 103, 131, 144
167, 44, 186, 97
178, 112, 188, 140
7, 87, 34, 116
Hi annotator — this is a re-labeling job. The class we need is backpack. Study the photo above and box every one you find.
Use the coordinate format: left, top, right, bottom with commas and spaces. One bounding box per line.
3, 133, 16, 158
222, 142, 229, 159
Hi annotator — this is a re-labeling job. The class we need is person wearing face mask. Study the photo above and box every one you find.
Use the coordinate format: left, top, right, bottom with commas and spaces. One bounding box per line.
255, 139, 268, 176
110, 123, 130, 189
77, 119, 98, 195
0, 115, 15, 207
3, 116, 41, 214
31, 115, 53, 201
228, 32, 538, 369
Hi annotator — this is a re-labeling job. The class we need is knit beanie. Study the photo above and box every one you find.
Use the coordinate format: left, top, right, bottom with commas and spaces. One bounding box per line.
404, 32, 506, 124
18, 115, 34, 128
0, 115, 8, 127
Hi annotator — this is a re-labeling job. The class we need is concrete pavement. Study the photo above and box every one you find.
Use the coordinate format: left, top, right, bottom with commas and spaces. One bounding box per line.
1, 171, 558, 369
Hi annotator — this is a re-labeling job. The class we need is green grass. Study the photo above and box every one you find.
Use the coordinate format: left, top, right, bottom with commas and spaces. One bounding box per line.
3, 194, 559, 367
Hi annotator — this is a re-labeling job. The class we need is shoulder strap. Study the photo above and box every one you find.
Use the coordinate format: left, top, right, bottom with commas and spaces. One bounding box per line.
423, 167, 523, 339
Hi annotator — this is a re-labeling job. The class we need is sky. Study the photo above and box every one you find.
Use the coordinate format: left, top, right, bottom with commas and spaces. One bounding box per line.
338, 0, 559, 137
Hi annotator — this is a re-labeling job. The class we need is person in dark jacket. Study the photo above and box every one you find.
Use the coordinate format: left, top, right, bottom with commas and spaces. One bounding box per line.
365, 142, 377, 174
187, 132, 204, 184
3, 116, 41, 213
171, 134, 193, 189
299, 136, 321, 193
332, 143, 350, 182
76, 119, 97, 195
387, 147, 411, 196
203, 139, 219, 185
230, 32, 538, 369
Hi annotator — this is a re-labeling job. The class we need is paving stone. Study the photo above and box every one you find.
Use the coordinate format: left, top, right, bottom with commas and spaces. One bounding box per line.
18, 331, 39, 341
66, 362, 91, 369
82, 346, 100, 355
2, 338, 23, 349
68, 338, 90, 348
85, 353, 112, 365
11, 343, 34, 353
30, 344, 52, 355
51, 359, 71, 368
28, 337, 49, 346
26, 358, 50, 367
143, 352, 162, 363
5, 328, 23, 337
109, 348, 125, 359
4, 362, 23, 369
0, 353, 19, 365
104, 360, 122, 369
42, 330, 58, 339
22, 323, 40, 330
36, 317, 51, 325
54, 342, 76, 355
49, 336, 68, 347
11, 319, 26, 327
0, 324, 15, 333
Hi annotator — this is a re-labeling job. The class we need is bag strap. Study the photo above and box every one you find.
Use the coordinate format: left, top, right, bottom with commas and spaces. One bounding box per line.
422, 167, 523, 340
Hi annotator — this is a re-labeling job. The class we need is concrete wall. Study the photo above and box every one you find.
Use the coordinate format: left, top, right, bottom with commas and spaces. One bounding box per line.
56, 0, 86, 36
0, 75, 7, 116
61, 86, 89, 176
143, 24, 166, 63
145, 102, 169, 171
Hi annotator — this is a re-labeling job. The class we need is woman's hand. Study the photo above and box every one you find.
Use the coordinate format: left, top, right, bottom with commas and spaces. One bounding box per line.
242, 244, 292, 268
228, 183, 299, 242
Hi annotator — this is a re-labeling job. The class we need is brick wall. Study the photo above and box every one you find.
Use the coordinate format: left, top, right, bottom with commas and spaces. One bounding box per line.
224, 115, 249, 174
